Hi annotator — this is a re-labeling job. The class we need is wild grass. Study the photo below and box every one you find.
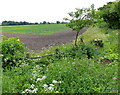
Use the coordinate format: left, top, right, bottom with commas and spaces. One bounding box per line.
2, 26, 119, 93
79, 26, 109, 43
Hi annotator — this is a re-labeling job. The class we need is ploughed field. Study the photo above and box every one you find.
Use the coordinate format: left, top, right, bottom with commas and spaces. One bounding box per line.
2, 24, 88, 51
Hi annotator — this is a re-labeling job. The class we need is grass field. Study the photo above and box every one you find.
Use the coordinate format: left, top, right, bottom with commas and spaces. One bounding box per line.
2, 24, 69, 35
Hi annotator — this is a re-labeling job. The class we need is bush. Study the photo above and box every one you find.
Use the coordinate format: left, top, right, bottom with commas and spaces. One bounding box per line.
1, 36, 28, 69
55, 43, 96, 59
98, 1, 120, 29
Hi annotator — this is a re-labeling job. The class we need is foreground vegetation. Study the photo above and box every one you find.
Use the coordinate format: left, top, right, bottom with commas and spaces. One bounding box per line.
1, 0, 119, 93
2, 24, 69, 35
2, 25, 119, 93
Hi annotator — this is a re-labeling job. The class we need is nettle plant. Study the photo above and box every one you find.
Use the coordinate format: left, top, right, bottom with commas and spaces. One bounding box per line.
1, 36, 27, 69
64, 4, 99, 46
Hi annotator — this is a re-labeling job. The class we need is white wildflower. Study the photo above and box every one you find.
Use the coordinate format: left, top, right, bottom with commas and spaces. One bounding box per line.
43, 65, 46, 66
52, 80, 58, 83
0, 54, 3, 57
34, 88, 38, 91
4, 59, 7, 63
40, 67, 42, 69
33, 71, 36, 73
48, 86, 54, 91
56, 91, 59, 93
17, 39, 20, 41
49, 84, 54, 87
25, 89, 29, 92
43, 84, 48, 88
32, 88, 38, 93
72, 62, 75, 64
25, 89, 31, 93
37, 78, 43, 81
35, 65, 40, 69
13, 60, 16, 62
30, 84, 35, 89
21, 63, 25, 65
36, 76, 46, 82
42, 76, 47, 79
59, 81, 62, 83
94, 39, 97, 41
22, 91, 25, 93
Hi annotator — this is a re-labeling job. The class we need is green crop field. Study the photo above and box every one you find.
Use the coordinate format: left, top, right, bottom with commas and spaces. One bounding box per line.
2, 24, 69, 35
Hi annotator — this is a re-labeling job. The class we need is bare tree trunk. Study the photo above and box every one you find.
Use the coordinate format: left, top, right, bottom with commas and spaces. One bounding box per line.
75, 31, 80, 46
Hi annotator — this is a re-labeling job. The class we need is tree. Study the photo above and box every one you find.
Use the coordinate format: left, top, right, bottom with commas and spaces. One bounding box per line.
35, 22, 38, 24
98, 1, 120, 29
2, 21, 37, 25
56, 21, 60, 24
2, 21, 8, 26
64, 4, 97, 46
43, 21, 46, 24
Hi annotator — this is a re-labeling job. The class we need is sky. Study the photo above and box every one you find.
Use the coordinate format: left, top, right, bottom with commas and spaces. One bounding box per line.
0, 0, 115, 23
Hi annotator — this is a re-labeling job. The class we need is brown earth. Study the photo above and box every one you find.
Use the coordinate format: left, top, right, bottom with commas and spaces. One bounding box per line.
2, 27, 88, 52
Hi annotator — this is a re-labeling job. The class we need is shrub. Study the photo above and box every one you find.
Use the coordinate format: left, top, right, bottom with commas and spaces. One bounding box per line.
98, 1, 120, 29
1, 36, 27, 69
54, 42, 96, 60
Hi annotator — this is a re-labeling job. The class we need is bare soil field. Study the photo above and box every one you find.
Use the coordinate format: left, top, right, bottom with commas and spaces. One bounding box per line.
2, 27, 88, 52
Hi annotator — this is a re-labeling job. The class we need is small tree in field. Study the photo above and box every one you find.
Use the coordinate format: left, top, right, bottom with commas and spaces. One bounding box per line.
64, 4, 97, 46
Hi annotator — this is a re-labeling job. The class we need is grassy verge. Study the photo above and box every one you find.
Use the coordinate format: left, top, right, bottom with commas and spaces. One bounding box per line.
2, 24, 69, 35
2, 26, 119, 93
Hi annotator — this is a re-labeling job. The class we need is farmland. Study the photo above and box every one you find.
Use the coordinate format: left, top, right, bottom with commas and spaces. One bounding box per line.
2, 24, 69, 35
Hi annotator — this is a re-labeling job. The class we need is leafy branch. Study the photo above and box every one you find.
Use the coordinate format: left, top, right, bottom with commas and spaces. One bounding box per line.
64, 4, 97, 46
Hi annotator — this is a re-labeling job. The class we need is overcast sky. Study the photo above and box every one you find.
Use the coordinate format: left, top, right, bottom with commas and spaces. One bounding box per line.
0, 0, 115, 23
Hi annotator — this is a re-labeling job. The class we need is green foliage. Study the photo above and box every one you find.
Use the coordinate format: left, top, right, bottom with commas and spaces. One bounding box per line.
45, 58, 118, 93
2, 26, 119, 93
2, 21, 39, 26
1, 36, 27, 69
2, 60, 34, 93
98, 1, 120, 29
56, 21, 61, 24
54, 43, 96, 59
64, 4, 98, 46
2, 55, 118, 93
2, 1, 119, 92
64, 5, 97, 31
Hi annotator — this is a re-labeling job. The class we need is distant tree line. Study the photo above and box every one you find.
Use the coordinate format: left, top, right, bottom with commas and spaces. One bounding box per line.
2, 21, 37, 26
2, 21, 68, 26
